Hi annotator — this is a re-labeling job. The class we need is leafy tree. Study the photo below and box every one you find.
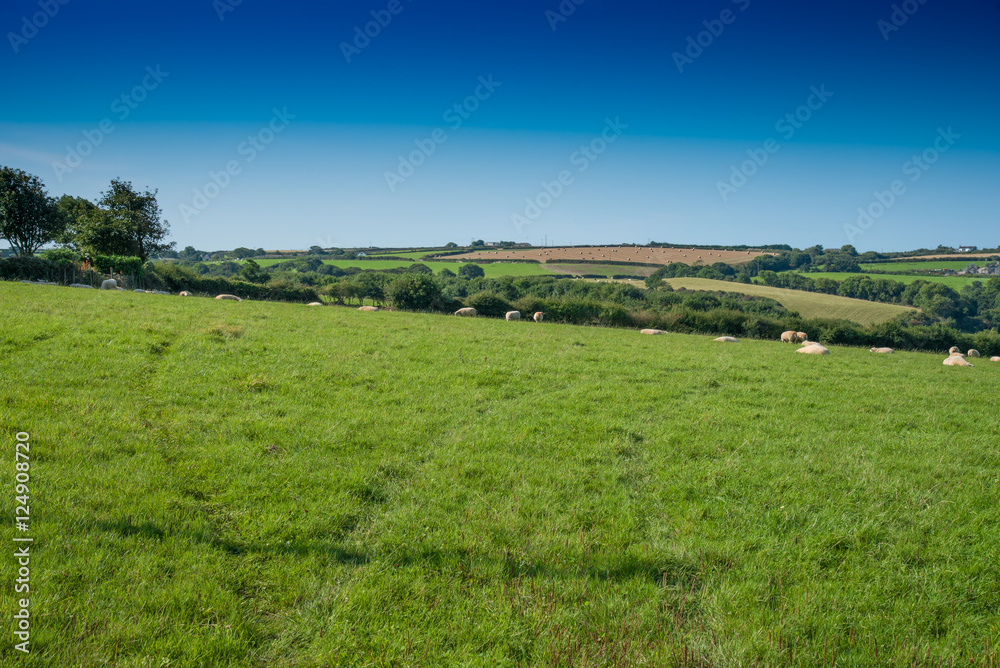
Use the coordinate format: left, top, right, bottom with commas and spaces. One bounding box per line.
179, 245, 203, 260
68, 179, 173, 262
458, 263, 485, 279
387, 274, 440, 310
0, 166, 65, 256
231, 247, 259, 259
308, 245, 326, 255
408, 263, 433, 274
445, 242, 458, 248
471, 239, 485, 247
439, 267, 456, 277
241, 259, 269, 284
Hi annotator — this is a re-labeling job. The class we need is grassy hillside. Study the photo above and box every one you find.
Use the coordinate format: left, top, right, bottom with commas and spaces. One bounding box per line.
2, 282, 999, 667
862, 261, 993, 272
665, 277, 916, 325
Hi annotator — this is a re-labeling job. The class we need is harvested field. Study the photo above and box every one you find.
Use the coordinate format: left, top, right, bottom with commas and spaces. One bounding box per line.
439, 246, 769, 266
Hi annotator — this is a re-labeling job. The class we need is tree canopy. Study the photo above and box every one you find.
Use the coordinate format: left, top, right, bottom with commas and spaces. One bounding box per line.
0, 166, 64, 256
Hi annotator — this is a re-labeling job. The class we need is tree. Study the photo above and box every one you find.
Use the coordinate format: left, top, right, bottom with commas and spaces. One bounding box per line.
465, 291, 512, 317
439, 267, 456, 277
445, 242, 458, 248
0, 166, 65, 256
387, 274, 441, 310
308, 245, 326, 255
458, 263, 485, 279
471, 239, 485, 247
408, 263, 432, 274
241, 259, 269, 284
71, 179, 173, 262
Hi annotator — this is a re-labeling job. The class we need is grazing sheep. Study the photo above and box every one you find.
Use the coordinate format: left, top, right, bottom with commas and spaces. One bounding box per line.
968, 349, 981, 358
640, 329, 667, 335
100, 279, 118, 290
505, 311, 521, 321
307, 302, 323, 306
533, 312, 544, 322
991, 357, 1000, 362
781, 331, 798, 343
796, 344, 829, 355
179, 291, 191, 296
714, 336, 739, 343
795, 332, 808, 342
870, 347, 894, 354
215, 294, 242, 301
358, 306, 379, 311
454, 307, 477, 317
943, 356, 974, 367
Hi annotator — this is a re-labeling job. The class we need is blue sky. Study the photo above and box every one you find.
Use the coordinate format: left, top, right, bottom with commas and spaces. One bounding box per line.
2, 0, 998, 252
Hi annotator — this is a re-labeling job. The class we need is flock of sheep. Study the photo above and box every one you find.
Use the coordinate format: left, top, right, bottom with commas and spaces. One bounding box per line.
52, 280, 1000, 365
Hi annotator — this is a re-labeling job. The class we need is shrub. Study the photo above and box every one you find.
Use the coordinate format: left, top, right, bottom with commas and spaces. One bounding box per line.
458, 264, 485, 279
464, 291, 512, 318
387, 274, 441, 311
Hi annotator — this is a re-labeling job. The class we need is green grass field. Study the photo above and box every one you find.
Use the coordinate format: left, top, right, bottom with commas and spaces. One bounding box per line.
666, 277, 916, 325
252, 258, 554, 278
3, 282, 999, 667
802, 271, 985, 290
861, 261, 995, 273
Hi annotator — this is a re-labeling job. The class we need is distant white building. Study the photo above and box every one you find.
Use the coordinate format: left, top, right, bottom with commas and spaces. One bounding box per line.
957, 245, 978, 252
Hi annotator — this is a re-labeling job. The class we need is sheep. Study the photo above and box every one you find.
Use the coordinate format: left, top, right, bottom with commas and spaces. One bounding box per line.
796, 344, 829, 355
307, 302, 323, 306
943, 356, 974, 367
870, 347, 895, 354
781, 331, 798, 343
505, 311, 521, 321
796, 332, 808, 342
454, 307, 477, 317
949, 346, 960, 354
714, 336, 739, 343
533, 312, 544, 322
968, 349, 981, 358
100, 279, 118, 290
991, 357, 1000, 362
358, 306, 379, 311
640, 329, 667, 335
179, 291, 191, 297
215, 294, 242, 301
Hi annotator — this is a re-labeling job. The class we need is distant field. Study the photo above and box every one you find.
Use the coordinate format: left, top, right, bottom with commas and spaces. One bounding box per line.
545, 263, 657, 278
666, 277, 916, 324
365, 250, 439, 260
892, 252, 1000, 261
803, 271, 985, 289
862, 261, 996, 272
250, 258, 553, 277
3, 281, 999, 666
443, 245, 767, 266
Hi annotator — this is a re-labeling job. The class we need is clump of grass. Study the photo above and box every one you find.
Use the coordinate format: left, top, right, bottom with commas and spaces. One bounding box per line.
205, 324, 244, 340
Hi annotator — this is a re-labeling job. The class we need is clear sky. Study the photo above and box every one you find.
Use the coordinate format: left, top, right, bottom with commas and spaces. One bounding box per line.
2, 0, 998, 252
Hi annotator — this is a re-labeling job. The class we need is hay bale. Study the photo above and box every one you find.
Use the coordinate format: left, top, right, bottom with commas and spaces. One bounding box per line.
713, 336, 739, 343
640, 329, 667, 335
943, 356, 974, 367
